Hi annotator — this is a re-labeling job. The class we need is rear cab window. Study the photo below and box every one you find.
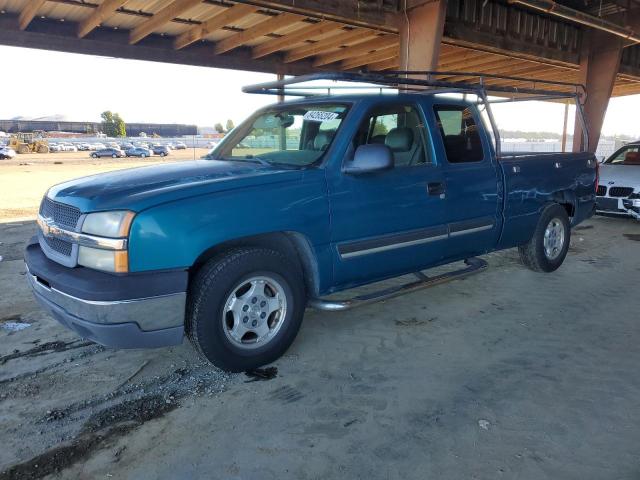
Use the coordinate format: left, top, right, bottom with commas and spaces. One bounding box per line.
433, 105, 484, 163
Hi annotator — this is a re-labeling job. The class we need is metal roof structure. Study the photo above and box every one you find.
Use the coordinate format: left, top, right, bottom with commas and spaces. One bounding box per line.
0, 0, 639, 96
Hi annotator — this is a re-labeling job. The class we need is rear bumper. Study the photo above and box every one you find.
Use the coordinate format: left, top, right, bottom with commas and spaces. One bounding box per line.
25, 239, 187, 349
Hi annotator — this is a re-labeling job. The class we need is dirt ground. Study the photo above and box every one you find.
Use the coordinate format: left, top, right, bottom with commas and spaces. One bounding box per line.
1, 210, 640, 479
0, 149, 209, 221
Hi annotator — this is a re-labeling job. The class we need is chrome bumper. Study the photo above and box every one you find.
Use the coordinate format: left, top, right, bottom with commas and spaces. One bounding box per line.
26, 266, 185, 349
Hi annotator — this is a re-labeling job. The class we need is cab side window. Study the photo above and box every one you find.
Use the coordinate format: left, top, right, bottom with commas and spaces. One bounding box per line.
433, 105, 483, 163
353, 104, 431, 167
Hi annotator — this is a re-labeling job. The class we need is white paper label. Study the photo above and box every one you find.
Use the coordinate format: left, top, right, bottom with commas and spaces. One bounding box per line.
303, 111, 339, 122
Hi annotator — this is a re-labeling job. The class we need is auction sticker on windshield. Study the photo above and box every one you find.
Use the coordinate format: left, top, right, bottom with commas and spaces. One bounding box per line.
303, 111, 340, 122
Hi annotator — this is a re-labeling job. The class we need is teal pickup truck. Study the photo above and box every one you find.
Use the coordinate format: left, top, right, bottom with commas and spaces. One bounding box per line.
25, 73, 597, 371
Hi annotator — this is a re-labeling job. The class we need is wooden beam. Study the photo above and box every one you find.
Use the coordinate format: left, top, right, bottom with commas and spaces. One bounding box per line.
130, 0, 202, 45
341, 45, 398, 70
78, 0, 129, 38
215, 13, 300, 54
252, 20, 340, 58
18, 0, 47, 30
285, 28, 378, 63
175, 4, 258, 50
314, 35, 395, 67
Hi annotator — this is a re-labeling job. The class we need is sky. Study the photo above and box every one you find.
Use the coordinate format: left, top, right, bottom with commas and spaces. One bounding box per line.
0, 45, 638, 137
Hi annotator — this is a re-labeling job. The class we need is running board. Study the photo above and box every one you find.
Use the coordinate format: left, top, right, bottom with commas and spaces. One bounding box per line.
309, 257, 488, 312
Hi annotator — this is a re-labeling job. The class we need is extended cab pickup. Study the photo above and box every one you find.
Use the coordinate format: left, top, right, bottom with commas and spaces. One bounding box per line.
25, 78, 597, 371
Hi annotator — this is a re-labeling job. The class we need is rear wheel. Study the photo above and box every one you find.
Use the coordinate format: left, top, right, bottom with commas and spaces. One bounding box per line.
91, 153, 98, 158
518, 204, 571, 272
187, 247, 306, 372
112, 153, 117, 158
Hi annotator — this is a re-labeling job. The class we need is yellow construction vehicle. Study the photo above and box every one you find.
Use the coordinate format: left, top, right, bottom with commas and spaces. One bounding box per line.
8, 131, 49, 154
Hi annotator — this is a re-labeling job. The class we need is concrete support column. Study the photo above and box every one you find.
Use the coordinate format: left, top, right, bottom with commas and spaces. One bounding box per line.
398, 0, 447, 71
572, 30, 623, 153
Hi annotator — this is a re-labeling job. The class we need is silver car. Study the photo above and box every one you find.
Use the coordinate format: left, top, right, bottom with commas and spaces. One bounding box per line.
596, 141, 640, 220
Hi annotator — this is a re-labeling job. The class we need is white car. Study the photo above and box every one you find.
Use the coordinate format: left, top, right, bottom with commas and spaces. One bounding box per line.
596, 141, 640, 220
0, 146, 16, 159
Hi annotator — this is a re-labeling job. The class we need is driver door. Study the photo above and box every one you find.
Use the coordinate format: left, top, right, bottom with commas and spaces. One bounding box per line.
327, 101, 449, 289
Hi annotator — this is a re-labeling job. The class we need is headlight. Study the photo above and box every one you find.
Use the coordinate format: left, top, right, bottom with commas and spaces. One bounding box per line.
78, 247, 128, 273
82, 211, 135, 237
79, 210, 135, 273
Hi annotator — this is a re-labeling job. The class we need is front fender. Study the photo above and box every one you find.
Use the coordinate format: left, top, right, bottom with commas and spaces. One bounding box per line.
127, 169, 331, 273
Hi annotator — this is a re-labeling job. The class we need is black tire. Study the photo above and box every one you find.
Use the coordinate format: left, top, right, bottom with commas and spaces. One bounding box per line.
160, 152, 166, 157
91, 153, 98, 158
141, 153, 146, 158
187, 247, 306, 372
112, 154, 117, 158
518, 203, 571, 272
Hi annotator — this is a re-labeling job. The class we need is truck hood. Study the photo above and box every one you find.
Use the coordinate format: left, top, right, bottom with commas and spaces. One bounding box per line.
599, 163, 640, 188
47, 160, 304, 212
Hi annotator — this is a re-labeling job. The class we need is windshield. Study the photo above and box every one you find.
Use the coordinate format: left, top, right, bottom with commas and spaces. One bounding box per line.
215, 104, 349, 167
605, 145, 640, 165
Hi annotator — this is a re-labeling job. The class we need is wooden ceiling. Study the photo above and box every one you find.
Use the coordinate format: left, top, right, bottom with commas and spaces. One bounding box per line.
1, 0, 640, 96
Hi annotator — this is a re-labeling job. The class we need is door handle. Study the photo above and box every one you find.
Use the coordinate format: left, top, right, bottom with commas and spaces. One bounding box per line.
427, 182, 446, 197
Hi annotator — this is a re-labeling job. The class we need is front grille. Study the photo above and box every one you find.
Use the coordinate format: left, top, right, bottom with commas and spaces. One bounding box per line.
597, 185, 607, 196
39, 197, 81, 229
43, 235, 73, 257
609, 187, 634, 198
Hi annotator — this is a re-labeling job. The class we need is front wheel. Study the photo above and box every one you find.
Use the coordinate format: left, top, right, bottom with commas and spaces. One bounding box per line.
91, 153, 98, 158
518, 204, 571, 272
187, 248, 306, 372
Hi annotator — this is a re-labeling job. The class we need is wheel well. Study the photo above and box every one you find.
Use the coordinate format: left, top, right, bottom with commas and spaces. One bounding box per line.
189, 232, 320, 297
550, 191, 576, 218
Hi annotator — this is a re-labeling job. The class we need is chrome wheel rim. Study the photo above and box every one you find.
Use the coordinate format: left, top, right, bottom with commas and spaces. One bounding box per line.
543, 217, 565, 260
222, 275, 287, 350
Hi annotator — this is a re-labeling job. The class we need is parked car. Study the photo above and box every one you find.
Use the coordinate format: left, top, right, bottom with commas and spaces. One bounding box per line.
48, 144, 62, 153
92, 143, 106, 150
174, 142, 187, 150
120, 142, 134, 151
125, 147, 152, 158
595, 141, 640, 220
91, 148, 125, 158
59, 144, 77, 152
76, 144, 90, 151
25, 75, 597, 372
0, 146, 16, 159
152, 145, 170, 157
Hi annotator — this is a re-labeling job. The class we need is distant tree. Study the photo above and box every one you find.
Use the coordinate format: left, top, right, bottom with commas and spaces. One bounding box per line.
101, 111, 127, 137
113, 113, 126, 137
226, 119, 235, 132
214, 123, 225, 134
100, 111, 115, 136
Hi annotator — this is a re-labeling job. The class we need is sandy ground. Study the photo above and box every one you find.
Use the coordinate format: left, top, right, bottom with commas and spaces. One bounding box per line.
1, 215, 640, 479
0, 150, 209, 221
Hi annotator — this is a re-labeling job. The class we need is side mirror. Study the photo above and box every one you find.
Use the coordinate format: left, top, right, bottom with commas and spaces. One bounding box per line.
343, 144, 394, 175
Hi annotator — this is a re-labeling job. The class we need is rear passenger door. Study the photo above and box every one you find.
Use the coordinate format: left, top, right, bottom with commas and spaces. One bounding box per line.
431, 104, 502, 260
328, 101, 448, 288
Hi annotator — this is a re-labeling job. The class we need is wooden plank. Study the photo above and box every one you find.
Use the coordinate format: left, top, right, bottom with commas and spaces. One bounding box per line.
252, 20, 340, 58
18, 0, 47, 30
233, 0, 394, 31
175, 3, 258, 50
130, 0, 202, 44
0, 13, 314, 75
367, 57, 399, 71
285, 28, 377, 63
341, 45, 398, 70
78, 0, 129, 38
314, 35, 395, 67
215, 13, 300, 54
